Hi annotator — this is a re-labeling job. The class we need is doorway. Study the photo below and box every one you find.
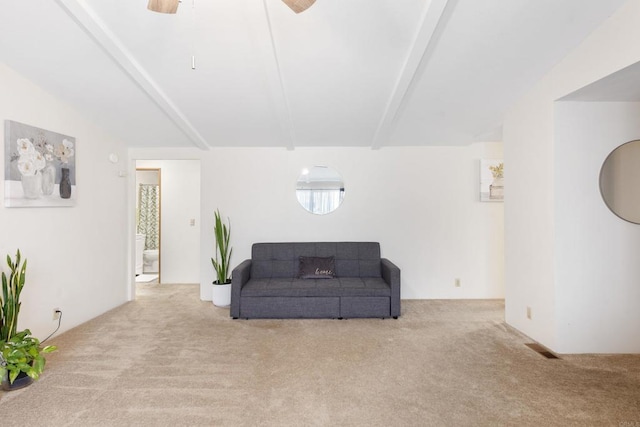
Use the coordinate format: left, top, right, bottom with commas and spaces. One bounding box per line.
132, 159, 202, 296
135, 168, 161, 284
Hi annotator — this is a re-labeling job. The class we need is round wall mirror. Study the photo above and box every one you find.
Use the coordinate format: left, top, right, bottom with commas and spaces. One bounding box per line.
296, 166, 345, 215
599, 139, 640, 224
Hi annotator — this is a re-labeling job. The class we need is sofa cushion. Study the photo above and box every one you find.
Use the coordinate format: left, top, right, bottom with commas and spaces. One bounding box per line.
241, 277, 391, 298
250, 242, 382, 279
298, 256, 335, 279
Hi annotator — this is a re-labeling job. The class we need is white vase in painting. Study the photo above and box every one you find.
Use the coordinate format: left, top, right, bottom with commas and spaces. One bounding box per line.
489, 177, 504, 200
21, 172, 42, 199
41, 164, 56, 196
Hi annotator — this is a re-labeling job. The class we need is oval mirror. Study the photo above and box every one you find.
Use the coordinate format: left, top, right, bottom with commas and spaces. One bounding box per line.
599, 139, 640, 224
296, 166, 345, 215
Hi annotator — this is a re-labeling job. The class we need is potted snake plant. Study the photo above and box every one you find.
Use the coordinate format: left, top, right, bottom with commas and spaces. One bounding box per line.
0, 250, 57, 390
211, 209, 232, 307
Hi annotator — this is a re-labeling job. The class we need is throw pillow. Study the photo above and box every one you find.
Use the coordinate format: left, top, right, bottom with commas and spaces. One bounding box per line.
298, 256, 335, 279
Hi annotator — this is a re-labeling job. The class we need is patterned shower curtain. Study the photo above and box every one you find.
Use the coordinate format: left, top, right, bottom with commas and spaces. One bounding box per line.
137, 184, 159, 250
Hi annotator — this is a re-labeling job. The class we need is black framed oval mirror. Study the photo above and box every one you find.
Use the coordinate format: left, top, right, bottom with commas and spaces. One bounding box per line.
599, 139, 640, 224
296, 166, 345, 215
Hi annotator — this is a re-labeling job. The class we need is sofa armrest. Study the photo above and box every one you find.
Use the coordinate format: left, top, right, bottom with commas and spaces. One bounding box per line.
231, 259, 252, 318
381, 258, 401, 317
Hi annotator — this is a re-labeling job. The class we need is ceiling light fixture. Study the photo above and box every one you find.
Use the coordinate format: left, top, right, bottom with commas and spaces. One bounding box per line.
147, 0, 179, 14
282, 0, 316, 14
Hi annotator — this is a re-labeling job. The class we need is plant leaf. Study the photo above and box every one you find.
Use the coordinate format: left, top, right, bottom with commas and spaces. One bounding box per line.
8, 367, 18, 384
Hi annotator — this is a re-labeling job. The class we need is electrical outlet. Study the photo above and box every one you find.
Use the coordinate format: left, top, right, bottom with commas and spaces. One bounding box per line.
53, 308, 61, 321
455, 278, 461, 287
526, 306, 532, 320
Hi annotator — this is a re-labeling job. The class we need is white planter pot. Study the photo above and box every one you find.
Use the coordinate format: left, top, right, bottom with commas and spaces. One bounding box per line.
211, 283, 231, 307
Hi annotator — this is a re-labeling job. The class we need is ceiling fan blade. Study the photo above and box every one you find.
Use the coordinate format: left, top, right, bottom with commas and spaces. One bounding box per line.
147, 0, 179, 14
282, 0, 316, 14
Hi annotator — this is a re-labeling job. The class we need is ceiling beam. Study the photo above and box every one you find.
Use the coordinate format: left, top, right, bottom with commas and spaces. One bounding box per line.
370, 0, 456, 149
55, 0, 210, 150
244, 0, 297, 150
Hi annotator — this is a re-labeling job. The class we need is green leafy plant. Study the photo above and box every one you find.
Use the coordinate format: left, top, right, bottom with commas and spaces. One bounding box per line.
211, 209, 232, 285
0, 250, 57, 385
1, 249, 26, 342
0, 329, 56, 384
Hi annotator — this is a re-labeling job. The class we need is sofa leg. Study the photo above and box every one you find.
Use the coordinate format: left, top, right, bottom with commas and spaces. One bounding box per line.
338, 317, 344, 320
232, 317, 238, 320
393, 316, 398, 319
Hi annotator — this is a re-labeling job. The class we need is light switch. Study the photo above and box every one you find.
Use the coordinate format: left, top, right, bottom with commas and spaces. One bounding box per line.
190, 219, 196, 226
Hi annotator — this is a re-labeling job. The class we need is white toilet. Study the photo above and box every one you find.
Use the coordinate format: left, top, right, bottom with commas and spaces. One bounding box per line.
135, 234, 146, 275
143, 249, 159, 273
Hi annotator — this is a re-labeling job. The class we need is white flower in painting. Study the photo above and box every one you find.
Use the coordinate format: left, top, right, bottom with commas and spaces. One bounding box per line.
16, 138, 35, 155
42, 143, 54, 161
54, 139, 75, 164
16, 145, 46, 176
17, 156, 37, 176
62, 139, 75, 158
33, 151, 46, 171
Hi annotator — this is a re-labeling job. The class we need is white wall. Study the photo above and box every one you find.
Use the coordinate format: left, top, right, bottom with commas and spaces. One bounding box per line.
554, 102, 640, 353
136, 160, 201, 284
136, 169, 159, 185
503, 88, 558, 349
504, 0, 640, 353
135, 169, 159, 225
0, 64, 129, 339
130, 143, 504, 302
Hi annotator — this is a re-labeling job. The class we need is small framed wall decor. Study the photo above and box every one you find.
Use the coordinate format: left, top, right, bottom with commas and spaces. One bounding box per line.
480, 159, 503, 202
4, 120, 76, 207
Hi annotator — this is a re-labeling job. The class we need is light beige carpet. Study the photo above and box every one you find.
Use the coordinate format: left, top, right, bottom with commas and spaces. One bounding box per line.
1, 283, 639, 426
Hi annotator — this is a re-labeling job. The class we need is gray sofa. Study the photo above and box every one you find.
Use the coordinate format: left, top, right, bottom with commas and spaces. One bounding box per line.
230, 242, 400, 319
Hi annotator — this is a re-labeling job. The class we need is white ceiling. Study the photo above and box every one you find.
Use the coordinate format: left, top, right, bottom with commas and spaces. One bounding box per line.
0, 0, 629, 149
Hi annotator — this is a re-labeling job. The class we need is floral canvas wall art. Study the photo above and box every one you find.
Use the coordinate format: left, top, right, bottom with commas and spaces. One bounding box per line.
4, 120, 76, 207
480, 159, 504, 202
